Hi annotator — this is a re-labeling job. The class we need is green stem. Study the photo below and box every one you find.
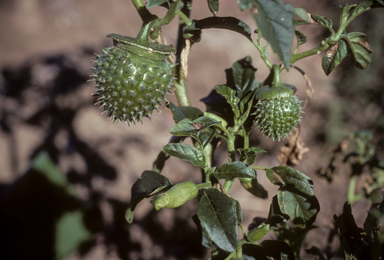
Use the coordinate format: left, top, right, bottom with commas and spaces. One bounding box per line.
173, 0, 192, 106
251, 39, 272, 69
224, 240, 246, 260
242, 126, 249, 150
333, 6, 371, 41
347, 175, 364, 204
271, 64, 281, 87
290, 41, 330, 64
176, 10, 193, 26
291, 5, 371, 65
154, 0, 180, 30
174, 81, 190, 106
131, 0, 152, 21
135, 15, 158, 45
223, 136, 236, 193
251, 166, 269, 171
197, 182, 212, 189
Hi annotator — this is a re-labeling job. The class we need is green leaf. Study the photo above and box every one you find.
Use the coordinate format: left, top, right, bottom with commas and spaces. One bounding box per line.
294, 8, 311, 23
294, 29, 307, 46
343, 32, 372, 69
208, 0, 219, 15
198, 188, 241, 252
321, 40, 348, 75
170, 116, 218, 137
127, 170, 172, 215
163, 143, 206, 167
194, 127, 216, 148
167, 102, 204, 123
229, 56, 259, 98
214, 161, 255, 181
351, 1, 372, 15
241, 177, 268, 199
153, 136, 184, 173
271, 166, 320, 228
179, 106, 204, 120
310, 14, 334, 32
293, 19, 311, 26
239, 91, 255, 116
238, 147, 267, 166
215, 84, 240, 116
253, 0, 295, 70
193, 215, 215, 250
247, 223, 270, 242
146, 0, 168, 8
168, 102, 186, 123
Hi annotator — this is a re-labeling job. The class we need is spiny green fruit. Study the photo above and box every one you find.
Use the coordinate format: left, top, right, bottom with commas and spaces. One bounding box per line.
91, 33, 176, 124
254, 86, 302, 141
253, 65, 303, 141
151, 181, 198, 211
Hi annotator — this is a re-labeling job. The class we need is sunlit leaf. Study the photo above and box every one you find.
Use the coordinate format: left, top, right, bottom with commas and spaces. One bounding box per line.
163, 143, 206, 167
214, 161, 255, 181
253, 0, 295, 69
170, 117, 218, 137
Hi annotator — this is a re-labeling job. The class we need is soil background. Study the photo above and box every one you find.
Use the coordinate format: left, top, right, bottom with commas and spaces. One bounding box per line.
0, 0, 383, 260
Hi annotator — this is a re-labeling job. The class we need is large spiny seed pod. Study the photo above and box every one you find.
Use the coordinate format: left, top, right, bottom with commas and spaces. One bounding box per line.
253, 65, 303, 141
91, 33, 176, 124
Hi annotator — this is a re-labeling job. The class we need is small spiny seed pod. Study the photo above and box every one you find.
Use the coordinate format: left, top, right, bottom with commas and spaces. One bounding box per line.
253, 65, 303, 141
151, 181, 198, 211
91, 32, 176, 124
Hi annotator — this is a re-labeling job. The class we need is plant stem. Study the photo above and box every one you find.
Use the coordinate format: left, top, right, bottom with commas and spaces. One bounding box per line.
223, 136, 236, 193
333, 6, 371, 41
242, 126, 249, 150
290, 41, 330, 64
251, 166, 269, 171
291, 4, 371, 65
131, 0, 152, 21
197, 182, 212, 189
174, 0, 192, 106
154, 0, 181, 29
347, 175, 364, 204
251, 39, 272, 69
176, 10, 193, 26
224, 240, 246, 260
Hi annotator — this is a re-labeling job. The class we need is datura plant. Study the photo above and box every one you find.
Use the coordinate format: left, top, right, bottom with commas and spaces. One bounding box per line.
89, 0, 383, 259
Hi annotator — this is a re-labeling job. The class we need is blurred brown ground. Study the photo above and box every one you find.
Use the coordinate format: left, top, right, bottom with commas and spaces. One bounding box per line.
0, 0, 383, 259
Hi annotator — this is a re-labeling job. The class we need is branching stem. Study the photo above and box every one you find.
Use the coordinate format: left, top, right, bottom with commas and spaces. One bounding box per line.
131, 0, 152, 21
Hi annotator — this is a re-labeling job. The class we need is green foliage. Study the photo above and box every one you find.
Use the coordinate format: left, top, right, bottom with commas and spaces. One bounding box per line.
198, 188, 243, 252
89, 0, 384, 258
